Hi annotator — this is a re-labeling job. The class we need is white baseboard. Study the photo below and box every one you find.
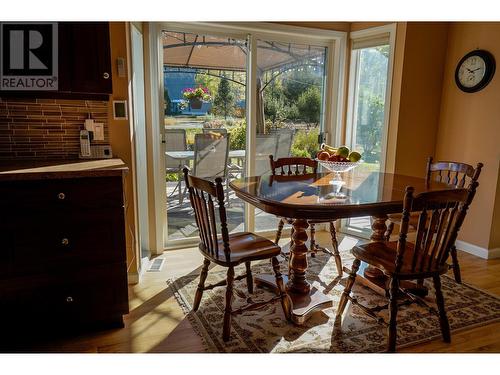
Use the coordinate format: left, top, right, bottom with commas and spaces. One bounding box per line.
455, 240, 500, 259
127, 271, 140, 284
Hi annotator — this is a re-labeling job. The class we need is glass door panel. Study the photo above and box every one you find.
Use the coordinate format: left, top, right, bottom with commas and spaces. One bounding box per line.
162, 30, 248, 242
254, 39, 328, 233
343, 43, 390, 236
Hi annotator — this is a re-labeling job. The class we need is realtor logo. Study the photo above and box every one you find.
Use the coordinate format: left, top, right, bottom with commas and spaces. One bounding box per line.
0, 22, 58, 90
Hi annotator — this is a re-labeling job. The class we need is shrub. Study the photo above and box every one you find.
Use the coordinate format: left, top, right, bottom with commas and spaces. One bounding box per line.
228, 120, 246, 150
291, 128, 320, 158
296, 86, 321, 124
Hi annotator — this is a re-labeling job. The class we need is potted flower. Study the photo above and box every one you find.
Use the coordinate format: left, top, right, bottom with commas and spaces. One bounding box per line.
182, 86, 211, 110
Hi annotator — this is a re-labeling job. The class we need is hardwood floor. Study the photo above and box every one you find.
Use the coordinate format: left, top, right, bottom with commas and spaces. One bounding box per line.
4, 231, 500, 353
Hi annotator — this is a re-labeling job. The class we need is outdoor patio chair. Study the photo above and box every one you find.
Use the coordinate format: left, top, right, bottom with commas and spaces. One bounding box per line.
255, 133, 279, 176
272, 129, 295, 160
192, 132, 231, 202
203, 128, 242, 179
165, 128, 188, 204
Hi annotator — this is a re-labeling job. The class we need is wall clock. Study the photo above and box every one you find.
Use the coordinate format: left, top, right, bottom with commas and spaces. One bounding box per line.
455, 49, 495, 93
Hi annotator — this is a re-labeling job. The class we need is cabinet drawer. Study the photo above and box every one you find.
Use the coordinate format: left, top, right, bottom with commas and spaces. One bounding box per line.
0, 176, 123, 210
0, 263, 129, 321
2, 209, 126, 277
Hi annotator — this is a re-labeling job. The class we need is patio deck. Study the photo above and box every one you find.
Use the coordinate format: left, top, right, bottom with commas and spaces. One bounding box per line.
166, 180, 281, 240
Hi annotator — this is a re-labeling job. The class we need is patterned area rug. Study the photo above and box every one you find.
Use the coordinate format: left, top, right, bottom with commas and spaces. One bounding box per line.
168, 251, 500, 352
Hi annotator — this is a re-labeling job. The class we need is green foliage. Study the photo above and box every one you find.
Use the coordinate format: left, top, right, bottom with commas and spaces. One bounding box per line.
282, 67, 322, 104
228, 121, 246, 150
195, 73, 220, 98
296, 86, 321, 124
290, 128, 320, 158
356, 92, 384, 162
264, 94, 287, 125
213, 78, 235, 119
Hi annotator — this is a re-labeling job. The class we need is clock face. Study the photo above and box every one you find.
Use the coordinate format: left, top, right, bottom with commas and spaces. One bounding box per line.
458, 56, 486, 88
455, 50, 495, 93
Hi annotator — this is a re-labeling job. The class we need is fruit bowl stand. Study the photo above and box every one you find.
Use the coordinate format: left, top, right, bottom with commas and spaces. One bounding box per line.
315, 159, 361, 197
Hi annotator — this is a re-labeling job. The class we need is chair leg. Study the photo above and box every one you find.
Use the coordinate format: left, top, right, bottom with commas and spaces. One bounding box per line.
433, 275, 451, 343
271, 256, 292, 321
336, 258, 360, 319
275, 219, 285, 244
193, 258, 210, 312
387, 277, 400, 352
245, 261, 253, 294
329, 221, 343, 276
310, 223, 317, 257
222, 266, 235, 342
384, 221, 394, 242
449, 245, 462, 283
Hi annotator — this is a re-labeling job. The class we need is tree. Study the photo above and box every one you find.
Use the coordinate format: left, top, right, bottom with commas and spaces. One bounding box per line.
356, 92, 384, 162
296, 86, 321, 124
282, 67, 321, 104
212, 77, 235, 119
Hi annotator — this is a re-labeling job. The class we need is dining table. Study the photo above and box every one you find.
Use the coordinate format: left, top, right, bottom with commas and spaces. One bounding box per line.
229, 167, 455, 324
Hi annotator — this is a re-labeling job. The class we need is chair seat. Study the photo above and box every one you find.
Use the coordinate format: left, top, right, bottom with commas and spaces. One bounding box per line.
201, 232, 281, 266
279, 216, 334, 224
387, 212, 420, 228
352, 241, 449, 278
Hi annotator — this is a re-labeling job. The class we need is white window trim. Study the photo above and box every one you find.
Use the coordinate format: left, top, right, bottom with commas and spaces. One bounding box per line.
143, 22, 347, 250
342, 23, 397, 239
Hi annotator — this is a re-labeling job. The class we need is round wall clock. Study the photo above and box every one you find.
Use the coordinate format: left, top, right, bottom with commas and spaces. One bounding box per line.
455, 49, 495, 93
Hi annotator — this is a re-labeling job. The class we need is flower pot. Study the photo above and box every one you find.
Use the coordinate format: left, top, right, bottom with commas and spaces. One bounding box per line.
189, 98, 202, 109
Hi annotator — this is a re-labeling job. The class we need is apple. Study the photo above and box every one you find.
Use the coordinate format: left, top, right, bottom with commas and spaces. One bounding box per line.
317, 151, 330, 161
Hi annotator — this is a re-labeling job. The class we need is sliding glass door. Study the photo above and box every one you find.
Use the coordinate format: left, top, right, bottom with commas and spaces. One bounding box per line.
254, 38, 329, 233
162, 29, 248, 241
157, 23, 344, 247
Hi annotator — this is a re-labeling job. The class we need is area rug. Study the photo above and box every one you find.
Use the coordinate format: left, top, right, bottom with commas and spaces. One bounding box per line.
168, 251, 500, 352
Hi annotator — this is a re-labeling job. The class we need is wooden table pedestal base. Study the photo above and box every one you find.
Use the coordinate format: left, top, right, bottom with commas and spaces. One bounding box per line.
255, 274, 333, 325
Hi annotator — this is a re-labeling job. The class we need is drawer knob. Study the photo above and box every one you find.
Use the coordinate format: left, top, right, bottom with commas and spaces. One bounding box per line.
66, 296, 74, 303
61, 238, 69, 246
103, 72, 110, 79
57, 192, 66, 200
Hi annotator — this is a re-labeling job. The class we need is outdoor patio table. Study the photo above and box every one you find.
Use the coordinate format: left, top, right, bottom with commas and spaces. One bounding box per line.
229, 169, 456, 324
165, 149, 245, 163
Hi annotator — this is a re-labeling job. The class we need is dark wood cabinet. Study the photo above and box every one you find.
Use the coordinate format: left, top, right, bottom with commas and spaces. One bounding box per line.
59, 22, 113, 95
1, 22, 112, 100
0, 170, 129, 334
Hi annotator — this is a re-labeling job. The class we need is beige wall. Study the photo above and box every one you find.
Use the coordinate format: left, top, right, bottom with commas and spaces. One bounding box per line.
108, 22, 139, 278
393, 22, 449, 177
277, 22, 350, 32
436, 22, 500, 252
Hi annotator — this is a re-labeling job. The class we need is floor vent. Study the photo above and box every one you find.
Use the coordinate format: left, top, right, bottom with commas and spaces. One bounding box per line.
147, 258, 165, 272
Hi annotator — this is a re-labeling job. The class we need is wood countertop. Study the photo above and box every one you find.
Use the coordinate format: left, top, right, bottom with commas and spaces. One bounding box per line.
0, 158, 128, 181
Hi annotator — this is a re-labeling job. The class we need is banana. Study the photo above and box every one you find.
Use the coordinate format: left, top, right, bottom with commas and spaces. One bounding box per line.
322, 144, 337, 153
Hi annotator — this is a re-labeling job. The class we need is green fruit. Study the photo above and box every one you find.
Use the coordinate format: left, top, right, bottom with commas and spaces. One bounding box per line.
348, 151, 362, 162
335, 146, 350, 158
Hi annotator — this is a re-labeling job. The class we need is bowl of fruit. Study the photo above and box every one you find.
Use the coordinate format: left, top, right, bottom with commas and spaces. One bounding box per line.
315, 144, 362, 196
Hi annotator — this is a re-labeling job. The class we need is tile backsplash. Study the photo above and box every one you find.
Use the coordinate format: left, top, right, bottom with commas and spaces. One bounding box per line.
0, 97, 109, 159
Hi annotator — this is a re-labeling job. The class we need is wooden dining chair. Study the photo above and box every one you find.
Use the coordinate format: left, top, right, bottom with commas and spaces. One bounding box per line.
384, 157, 483, 283
183, 168, 292, 342
269, 156, 343, 276
336, 180, 479, 352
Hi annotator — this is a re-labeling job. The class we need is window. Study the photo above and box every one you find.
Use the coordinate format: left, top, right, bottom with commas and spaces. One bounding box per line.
342, 25, 395, 237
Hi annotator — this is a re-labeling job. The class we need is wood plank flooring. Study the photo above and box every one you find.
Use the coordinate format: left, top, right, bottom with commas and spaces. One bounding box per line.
5, 231, 500, 353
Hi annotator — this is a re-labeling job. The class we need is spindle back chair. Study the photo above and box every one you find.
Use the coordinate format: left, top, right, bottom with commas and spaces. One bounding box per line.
385, 157, 483, 282
337, 180, 479, 352
269, 156, 343, 276
183, 168, 292, 341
